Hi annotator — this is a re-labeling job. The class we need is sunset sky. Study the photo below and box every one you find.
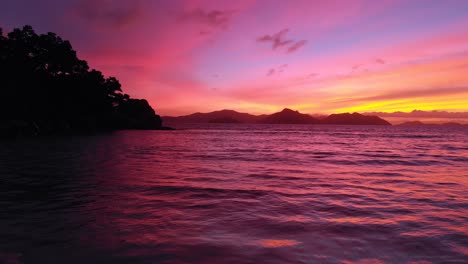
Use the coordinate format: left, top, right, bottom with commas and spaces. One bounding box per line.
2, 0, 468, 116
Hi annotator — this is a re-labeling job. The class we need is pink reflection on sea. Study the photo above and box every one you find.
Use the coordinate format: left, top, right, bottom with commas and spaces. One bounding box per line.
1, 125, 464, 262
256, 239, 299, 248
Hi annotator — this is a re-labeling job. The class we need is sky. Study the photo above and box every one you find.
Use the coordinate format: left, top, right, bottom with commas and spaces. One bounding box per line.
1, 0, 468, 116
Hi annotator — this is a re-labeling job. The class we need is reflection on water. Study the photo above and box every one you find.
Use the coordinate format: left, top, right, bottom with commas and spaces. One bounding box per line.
257, 239, 299, 248
0, 125, 467, 263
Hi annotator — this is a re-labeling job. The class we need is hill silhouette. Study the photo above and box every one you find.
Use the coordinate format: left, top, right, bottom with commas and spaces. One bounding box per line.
322, 113, 391, 125
396, 121, 425, 126
0, 25, 168, 136
163, 109, 262, 123
164, 109, 391, 125
258, 108, 320, 124
366, 110, 468, 119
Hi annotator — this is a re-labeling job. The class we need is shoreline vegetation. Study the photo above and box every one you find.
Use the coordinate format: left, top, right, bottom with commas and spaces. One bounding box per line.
0, 25, 171, 137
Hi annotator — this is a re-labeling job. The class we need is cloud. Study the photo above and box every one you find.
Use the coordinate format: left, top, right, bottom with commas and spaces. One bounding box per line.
257, 28, 292, 49
266, 68, 276, 76
257, 29, 307, 53
75, 0, 143, 29
287, 40, 307, 53
179, 8, 236, 29
266, 64, 288, 76
199, 30, 211, 35
375, 58, 385, 64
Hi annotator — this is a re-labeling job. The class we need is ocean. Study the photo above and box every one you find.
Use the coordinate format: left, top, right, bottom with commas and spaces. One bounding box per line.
0, 124, 467, 263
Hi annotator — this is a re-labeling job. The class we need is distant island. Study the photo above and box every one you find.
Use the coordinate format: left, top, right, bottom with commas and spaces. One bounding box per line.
164, 108, 392, 125
0, 25, 169, 137
397, 121, 466, 126
363, 110, 468, 125
366, 110, 468, 119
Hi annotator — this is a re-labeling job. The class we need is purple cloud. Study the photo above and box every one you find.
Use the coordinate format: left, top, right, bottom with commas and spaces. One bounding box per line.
75, 0, 144, 29
287, 40, 307, 53
375, 58, 385, 64
179, 8, 236, 29
266, 68, 276, 76
267, 64, 288, 76
257, 29, 293, 49
257, 29, 307, 53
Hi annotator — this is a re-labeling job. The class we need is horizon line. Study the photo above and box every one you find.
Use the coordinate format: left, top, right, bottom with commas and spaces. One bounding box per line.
161, 108, 468, 117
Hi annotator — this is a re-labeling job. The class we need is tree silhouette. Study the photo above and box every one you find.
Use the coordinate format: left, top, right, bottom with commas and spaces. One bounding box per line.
0, 25, 164, 136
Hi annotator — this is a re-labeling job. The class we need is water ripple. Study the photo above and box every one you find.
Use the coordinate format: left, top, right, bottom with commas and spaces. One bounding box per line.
0, 125, 467, 263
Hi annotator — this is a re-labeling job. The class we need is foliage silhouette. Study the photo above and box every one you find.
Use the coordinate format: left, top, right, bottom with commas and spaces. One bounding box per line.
0, 25, 165, 136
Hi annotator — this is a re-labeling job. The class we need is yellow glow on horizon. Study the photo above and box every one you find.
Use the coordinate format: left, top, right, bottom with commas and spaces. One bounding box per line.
333, 95, 468, 113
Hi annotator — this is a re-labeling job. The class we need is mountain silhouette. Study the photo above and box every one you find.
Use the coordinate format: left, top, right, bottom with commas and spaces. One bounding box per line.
0, 25, 168, 136
258, 108, 320, 124
164, 109, 391, 125
396, 121, 426, 126
366, 110, 468, 119
321, 113, 391, 125
163, 109, 262, 123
